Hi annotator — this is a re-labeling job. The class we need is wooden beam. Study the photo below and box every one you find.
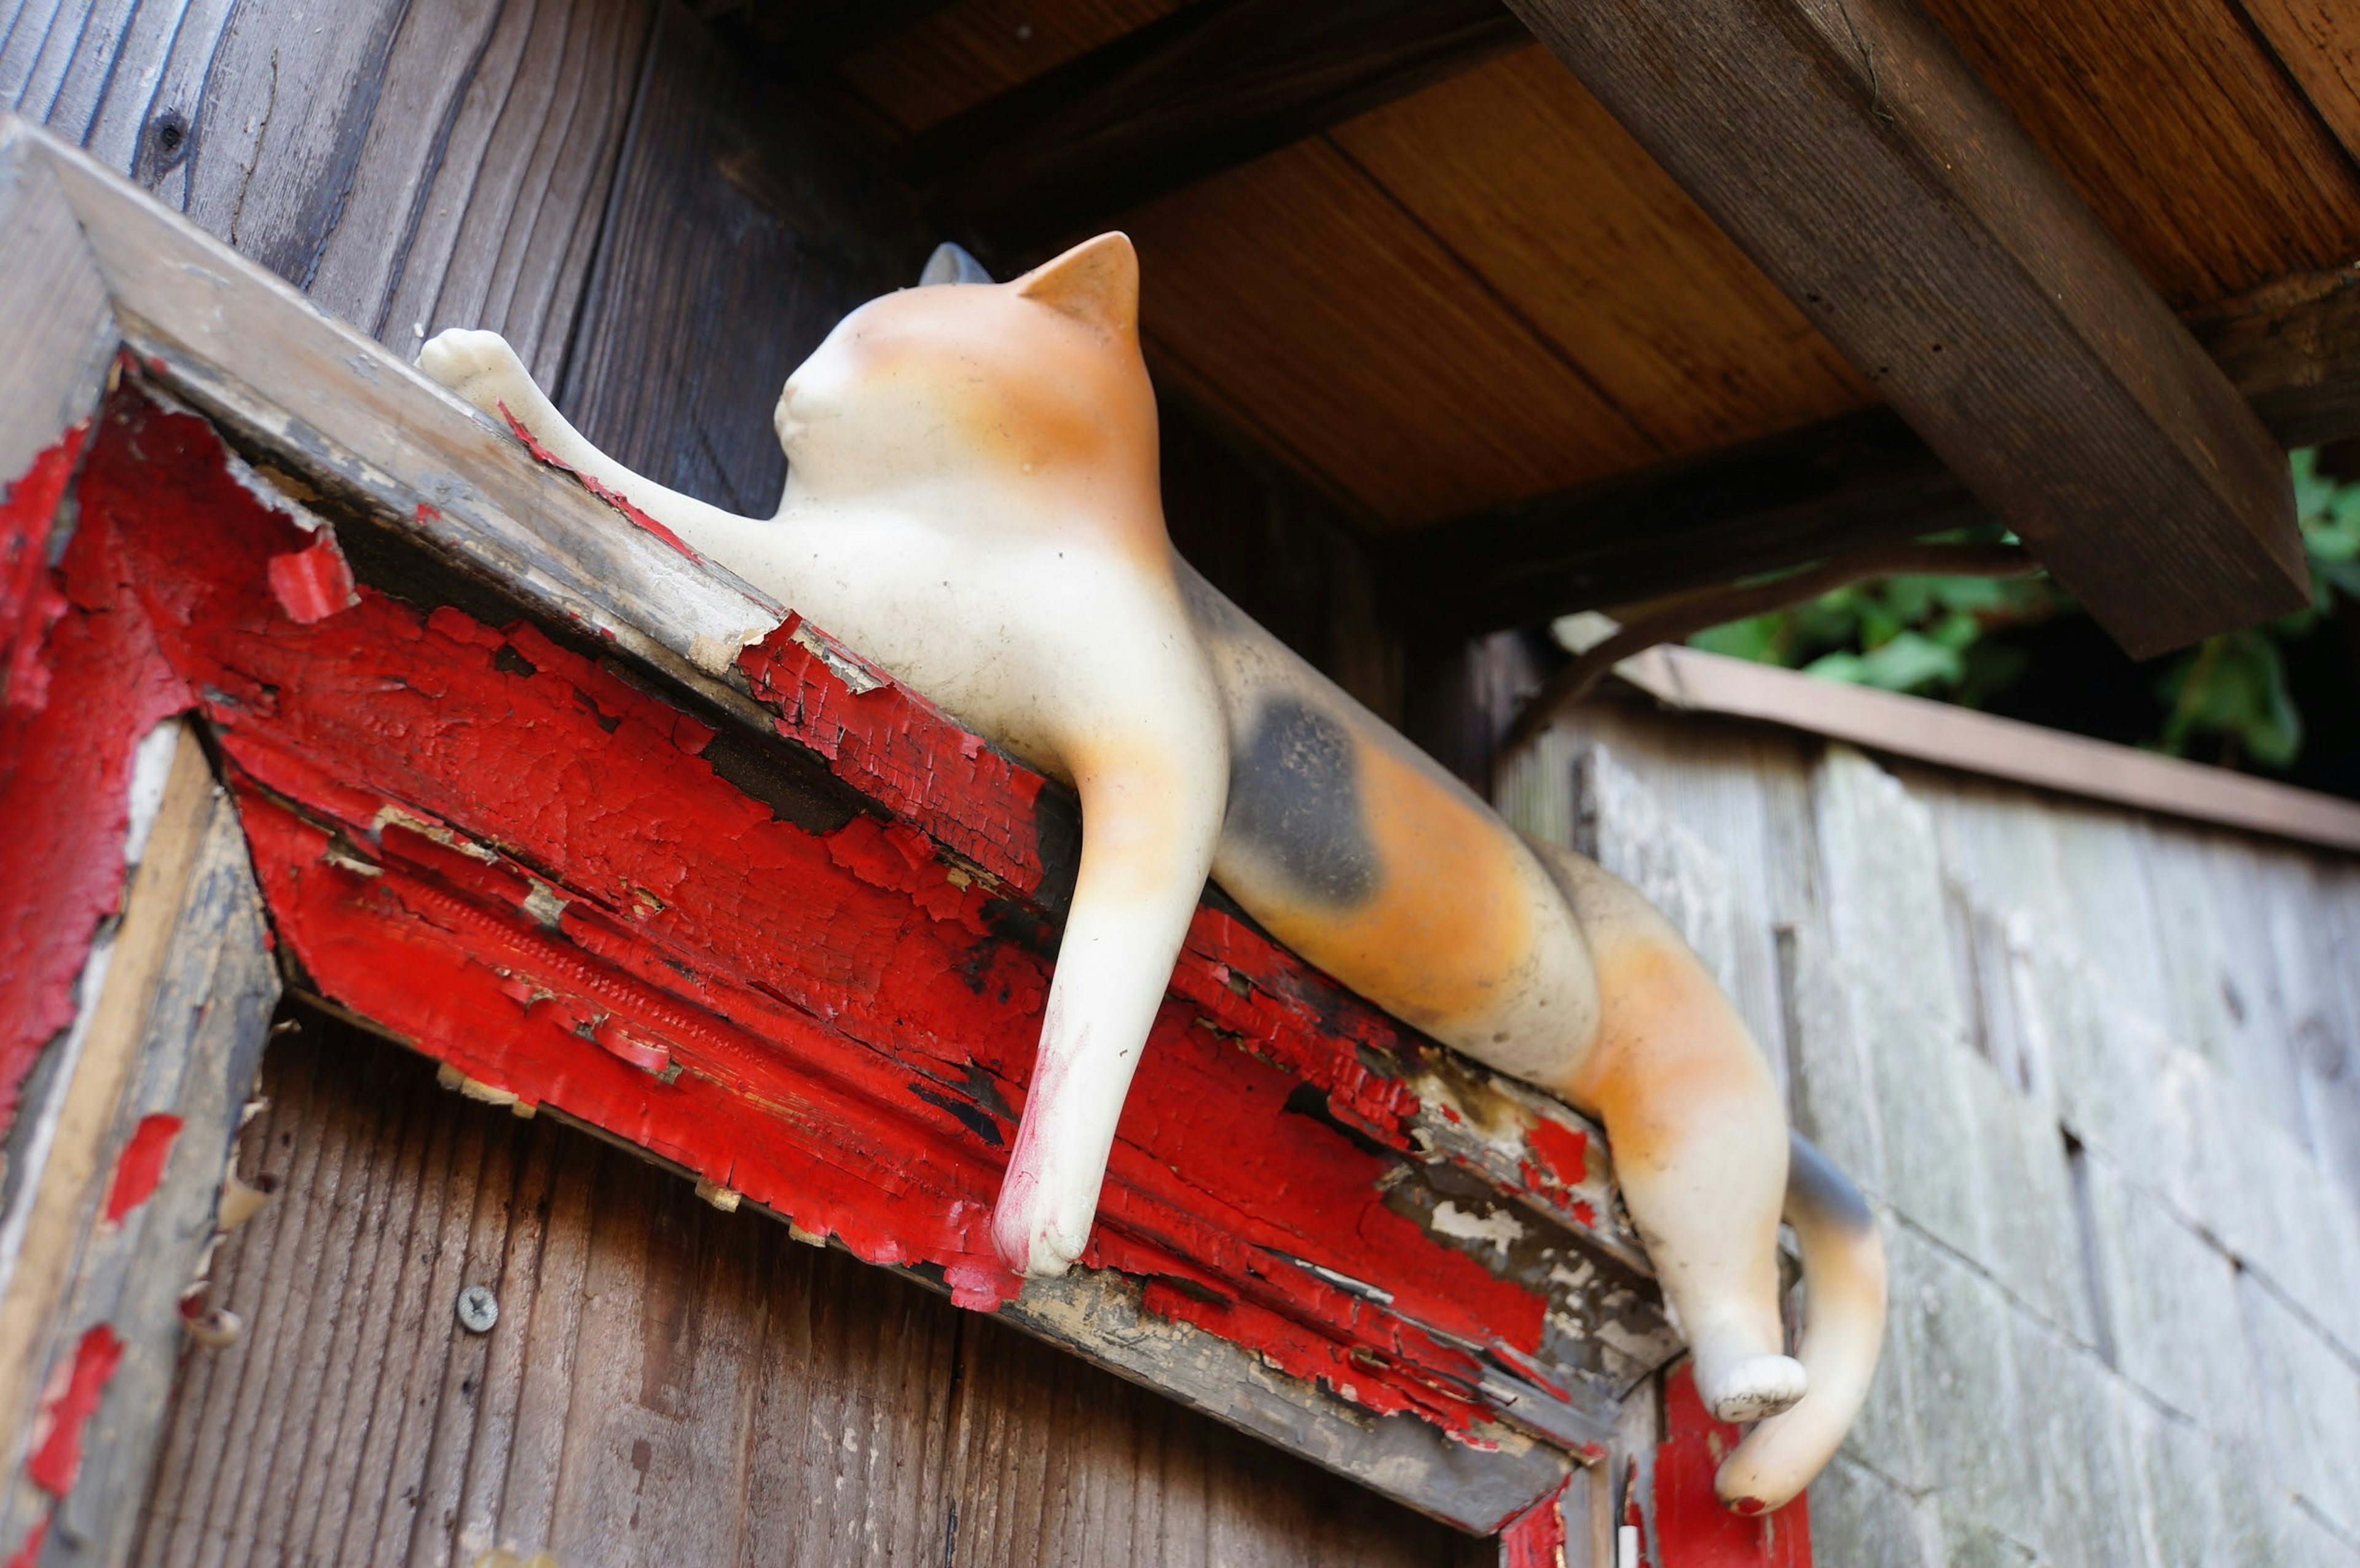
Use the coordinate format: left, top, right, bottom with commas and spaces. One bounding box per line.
1385, 407, 1973, 637
895, 0, 1527, 256
1500, 0, 2305, 658
1396, 264, 2360, 638
728, 0, 957, 77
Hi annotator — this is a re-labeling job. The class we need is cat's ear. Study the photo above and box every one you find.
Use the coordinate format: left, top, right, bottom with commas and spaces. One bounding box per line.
1013, 233, 1138, 339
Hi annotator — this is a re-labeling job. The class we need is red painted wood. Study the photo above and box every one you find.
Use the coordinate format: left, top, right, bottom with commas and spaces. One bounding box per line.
1498, 1479, 1571, 1568
1648, 1364, 1812, 1566
24, 1323, 123, 1494
0, 416, 190, 1132
99, 1112, 183, 1225
63, 384, 1585, 1444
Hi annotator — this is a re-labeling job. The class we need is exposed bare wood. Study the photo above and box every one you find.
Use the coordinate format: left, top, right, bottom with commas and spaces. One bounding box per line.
0, 125, 114, 490
894, 0, 1527, 254
1500, 0, 2303, 657
2190, 264, 2360, 450
0, 723, 278, 1564
1594, 645, 2360, 855
133, 1020, 1506, 1565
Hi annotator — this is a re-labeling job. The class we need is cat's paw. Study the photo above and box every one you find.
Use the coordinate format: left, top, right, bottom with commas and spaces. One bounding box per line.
1697, 1353, 1807, 1424
417, 329, 530, 412
989, 1173, 1093, 1279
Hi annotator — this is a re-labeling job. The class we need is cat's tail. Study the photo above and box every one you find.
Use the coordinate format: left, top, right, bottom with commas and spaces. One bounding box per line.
1713, 1131, 1887, 1514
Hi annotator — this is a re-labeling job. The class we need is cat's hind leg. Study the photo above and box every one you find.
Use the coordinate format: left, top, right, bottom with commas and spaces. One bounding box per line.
1540, 854, 1803, 1425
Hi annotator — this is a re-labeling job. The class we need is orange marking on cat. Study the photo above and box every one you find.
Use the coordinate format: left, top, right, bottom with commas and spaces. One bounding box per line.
1253, 734, 1535, 1038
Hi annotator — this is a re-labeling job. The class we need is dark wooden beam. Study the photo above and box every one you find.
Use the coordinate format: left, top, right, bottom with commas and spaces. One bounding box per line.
1500, 0, 2305, 659
895, 0, 1528, 257
728, 0, 957, 77
1390, 266, 2360, 638
1385, 407, 1977, 637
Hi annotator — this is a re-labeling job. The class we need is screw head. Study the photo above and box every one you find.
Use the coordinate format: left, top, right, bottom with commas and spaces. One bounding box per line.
455, 1284, 499, 1333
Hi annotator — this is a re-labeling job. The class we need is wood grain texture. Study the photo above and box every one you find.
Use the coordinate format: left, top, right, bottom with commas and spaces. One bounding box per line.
2, 0, 653, 380
557, 0, 932, 516
133, 1019, 1498, 1567
1504, 0, 2305, 657
1328, 46, 1873, 465
2238, 0, 2360, 174
1125, 135, 1656, 528
895, 0, 1529, 256
943, 1310, 1493, 1568
0, 122, 112, 497
835, 0, 1186, 135
1918, 0, 2360, 311
0, 725, 278, 1568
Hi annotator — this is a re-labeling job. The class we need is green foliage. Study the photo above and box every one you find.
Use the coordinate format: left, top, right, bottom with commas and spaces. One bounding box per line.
2153, 450, 2360, 768
1686, 452, 2358, 770
1687, 531, 2070, 705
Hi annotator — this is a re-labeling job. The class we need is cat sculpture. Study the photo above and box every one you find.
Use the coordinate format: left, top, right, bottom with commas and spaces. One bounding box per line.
417, 232, 1886, 1514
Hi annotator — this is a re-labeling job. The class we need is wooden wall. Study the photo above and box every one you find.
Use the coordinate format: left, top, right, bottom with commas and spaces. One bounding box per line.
132, 1018, 1487, 1567
1498, 697, 2360, 1567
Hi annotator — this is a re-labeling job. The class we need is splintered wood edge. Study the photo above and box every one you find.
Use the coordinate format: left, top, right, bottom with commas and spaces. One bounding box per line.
0, 723, 214, 1462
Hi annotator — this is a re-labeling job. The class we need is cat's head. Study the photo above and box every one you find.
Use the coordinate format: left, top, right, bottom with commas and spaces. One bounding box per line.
775, 233, 1159, 504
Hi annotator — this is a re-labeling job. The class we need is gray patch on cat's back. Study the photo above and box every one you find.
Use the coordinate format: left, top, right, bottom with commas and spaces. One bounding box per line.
921, 243, 994, 286
1227, 697, 1380, 907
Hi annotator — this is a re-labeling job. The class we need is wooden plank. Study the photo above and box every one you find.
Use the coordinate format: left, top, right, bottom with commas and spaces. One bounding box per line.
730, 0, 959, 80
135, 1017, 1504, 1564
2238, 0, 2360, 178
943, 1307, 1495, 1566
132, 1016, 969, 1568
1385, 407, 1970, 638
1604, 645, 2360, 855
1125, 135, 1656, 527
1327, 46, 1874, 468
2188, 265, 2360, 450
1, 0, 653, 379
555, 0, 930, 516
1917, 0, 2360, 310
1393, 261, 2360, 634
0, 724, 279, 1566
1501, 0, 2305, 657
892, 0, 1529, 254
0, 123, 114, 503
833, 0, 1189, 136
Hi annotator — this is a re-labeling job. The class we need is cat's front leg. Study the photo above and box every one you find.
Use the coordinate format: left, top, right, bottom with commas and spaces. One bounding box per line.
417, 329, 763, 559
989, 632, 1229, 1277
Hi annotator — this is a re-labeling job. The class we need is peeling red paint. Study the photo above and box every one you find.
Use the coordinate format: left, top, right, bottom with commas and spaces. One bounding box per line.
498, 402, 702, 563
101, 1111, 184, 1224
0, 418, 189, 1135
265, 531, 357, 623
1650, 1364, 1811, 1564
1499, 1479, 1570, 1568
57, 386, 1581, 1446
25, 1323, 124, 1495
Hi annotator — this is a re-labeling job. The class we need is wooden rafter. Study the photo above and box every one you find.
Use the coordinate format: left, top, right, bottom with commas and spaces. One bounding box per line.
1393, 262, 2360, 638
1497, 0, 2305, 658
892, 0, 1528, 257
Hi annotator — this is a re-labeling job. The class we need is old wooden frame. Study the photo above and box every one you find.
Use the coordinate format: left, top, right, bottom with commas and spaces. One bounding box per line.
0, 116, 1723, 1557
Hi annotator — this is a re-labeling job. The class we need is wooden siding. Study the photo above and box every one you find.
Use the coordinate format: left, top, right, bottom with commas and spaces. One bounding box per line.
1495, 693, 2360, 1565
133, 1017, 1490, 1568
